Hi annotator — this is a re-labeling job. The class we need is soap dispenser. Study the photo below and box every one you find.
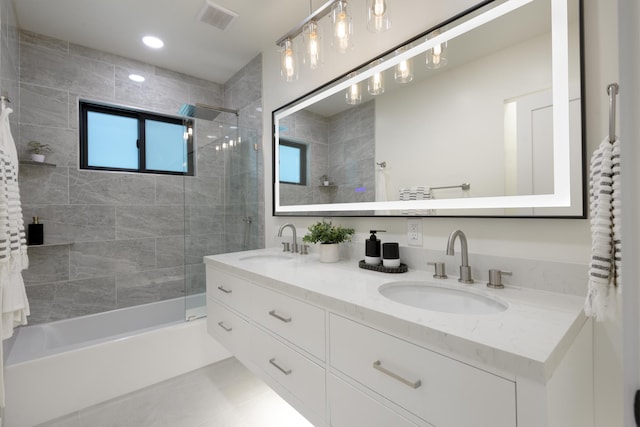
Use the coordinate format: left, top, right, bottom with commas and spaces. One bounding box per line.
365, 230, 385, 265
28, 216, 43, 246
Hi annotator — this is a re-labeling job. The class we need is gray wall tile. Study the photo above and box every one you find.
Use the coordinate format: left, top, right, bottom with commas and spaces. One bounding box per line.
116, 266, 185, 308
20, 83, 69, 127
22, 245, 70, 285
22, 205, 116, 243
69, 169, 155, 205
19, 166, 69, 205
70, 239, 156, 280
116, 205, 186, 239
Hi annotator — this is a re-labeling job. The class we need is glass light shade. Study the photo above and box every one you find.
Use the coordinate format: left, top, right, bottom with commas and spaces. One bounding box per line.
303, 20, 322, 70
280, 38, 298, 82
346, 83, 362, 105
367, 0, 391, 33
394, 57, 413, 83
368, 72, 385, 95
426, 41, 448, 69
331, 0, 353, 53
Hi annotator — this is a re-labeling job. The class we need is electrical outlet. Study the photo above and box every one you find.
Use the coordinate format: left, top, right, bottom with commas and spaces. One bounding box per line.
407, 220, 422, 246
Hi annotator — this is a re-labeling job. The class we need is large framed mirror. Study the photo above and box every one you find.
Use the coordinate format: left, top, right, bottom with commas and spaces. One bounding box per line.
273, 0, 585, 218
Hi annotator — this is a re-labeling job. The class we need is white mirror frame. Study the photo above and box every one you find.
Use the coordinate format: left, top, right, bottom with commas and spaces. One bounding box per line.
274, 0, 576, 214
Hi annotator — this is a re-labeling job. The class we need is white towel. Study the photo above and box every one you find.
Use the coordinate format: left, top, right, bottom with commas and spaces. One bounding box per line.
0, 106, 29, 337
585, 137, 621, 320
376, 167, 388, 202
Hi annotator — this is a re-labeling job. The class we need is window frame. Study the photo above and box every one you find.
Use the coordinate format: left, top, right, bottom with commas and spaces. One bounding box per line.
278, 139, 308, 186
79, 100, 195, 176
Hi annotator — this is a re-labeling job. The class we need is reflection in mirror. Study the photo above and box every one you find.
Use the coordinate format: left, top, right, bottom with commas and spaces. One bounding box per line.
273, 0, 584, 217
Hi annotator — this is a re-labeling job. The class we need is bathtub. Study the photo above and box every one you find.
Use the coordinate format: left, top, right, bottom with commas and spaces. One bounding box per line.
3, 295, 230, 426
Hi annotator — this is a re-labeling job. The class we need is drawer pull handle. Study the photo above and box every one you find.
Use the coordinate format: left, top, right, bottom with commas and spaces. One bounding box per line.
268, 310, 292, 323
217, 321, 232, 332
217, 285, 232, 294
269, 358, 292, 375
373, 360, 422, 389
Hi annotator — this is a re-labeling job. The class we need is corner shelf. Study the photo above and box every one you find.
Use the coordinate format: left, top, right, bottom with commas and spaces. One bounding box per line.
317, 184, 337, 188
20, 160, 56, 167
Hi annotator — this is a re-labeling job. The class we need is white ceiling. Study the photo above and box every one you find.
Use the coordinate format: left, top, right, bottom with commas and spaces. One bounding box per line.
14, 0, 310, 84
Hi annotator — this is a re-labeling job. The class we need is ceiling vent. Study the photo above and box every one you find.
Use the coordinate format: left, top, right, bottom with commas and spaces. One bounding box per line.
198, 1, 238, 31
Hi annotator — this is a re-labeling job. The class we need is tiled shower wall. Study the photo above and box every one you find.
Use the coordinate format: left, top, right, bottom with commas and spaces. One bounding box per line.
12, 30, 263, 324
279, 101, 375, 206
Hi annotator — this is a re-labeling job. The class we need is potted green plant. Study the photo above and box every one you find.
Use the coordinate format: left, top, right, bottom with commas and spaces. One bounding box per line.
28, 141, 52, 163
302, 221, 355, 263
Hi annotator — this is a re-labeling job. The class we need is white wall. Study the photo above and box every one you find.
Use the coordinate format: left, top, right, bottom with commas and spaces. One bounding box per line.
261, 0, 621, 422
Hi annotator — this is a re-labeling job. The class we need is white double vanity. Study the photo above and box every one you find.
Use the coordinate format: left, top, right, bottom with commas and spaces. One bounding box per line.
205, 249, 591, 427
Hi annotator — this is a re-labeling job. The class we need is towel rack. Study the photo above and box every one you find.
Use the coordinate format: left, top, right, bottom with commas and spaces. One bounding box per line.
430, 183, 471, 192
608, 83, 619, 143
376, 161, 387, 169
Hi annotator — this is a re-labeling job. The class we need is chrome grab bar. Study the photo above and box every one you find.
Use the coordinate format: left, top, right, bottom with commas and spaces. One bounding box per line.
269, 358, 292, 375
373, 360, 422, 389
269, 310, 292, 323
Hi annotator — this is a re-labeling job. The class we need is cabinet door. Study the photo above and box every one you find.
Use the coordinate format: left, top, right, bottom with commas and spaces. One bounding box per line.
330, 314, 516, 427
251, 284, 326, 360
329, 374, 428, 427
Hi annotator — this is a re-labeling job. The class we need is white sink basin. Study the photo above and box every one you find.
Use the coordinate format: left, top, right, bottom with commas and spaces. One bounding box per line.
239, 254, 294, 262
379, 281, 508, 315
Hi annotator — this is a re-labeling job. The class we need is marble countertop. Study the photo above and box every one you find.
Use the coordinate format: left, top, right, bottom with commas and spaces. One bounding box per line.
204, 248, 587, 383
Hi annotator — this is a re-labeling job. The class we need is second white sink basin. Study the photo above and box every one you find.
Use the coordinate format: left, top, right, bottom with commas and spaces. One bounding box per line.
379, 281, 508, 315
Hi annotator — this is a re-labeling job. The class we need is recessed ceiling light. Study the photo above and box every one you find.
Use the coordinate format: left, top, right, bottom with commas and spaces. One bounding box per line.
142, 36, 164, 49
129, 74, 146, 82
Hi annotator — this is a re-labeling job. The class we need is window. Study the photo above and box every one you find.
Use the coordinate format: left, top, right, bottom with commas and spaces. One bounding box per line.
79, 101, 194, 175
279, 140, 307, 185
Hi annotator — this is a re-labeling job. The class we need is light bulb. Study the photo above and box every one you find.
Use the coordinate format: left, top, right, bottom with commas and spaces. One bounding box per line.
332, 1, 353, 53
304, 20, 322, 70
280, 38, 298, 82
395, 58, 413, 83
426, 41, 448, 69
368, 72, 385, 95
346, 83, 361, 105
367, 0, 391, 33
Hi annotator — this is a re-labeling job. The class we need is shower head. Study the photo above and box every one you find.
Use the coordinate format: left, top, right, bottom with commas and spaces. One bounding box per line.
178, 103, 238, 121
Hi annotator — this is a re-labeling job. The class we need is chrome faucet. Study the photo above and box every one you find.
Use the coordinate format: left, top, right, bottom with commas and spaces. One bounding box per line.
277, 223, 298, 253
445, 230, 474, 284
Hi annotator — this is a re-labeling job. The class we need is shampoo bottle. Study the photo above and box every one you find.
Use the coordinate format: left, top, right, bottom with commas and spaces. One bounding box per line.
28, 216, 43, 246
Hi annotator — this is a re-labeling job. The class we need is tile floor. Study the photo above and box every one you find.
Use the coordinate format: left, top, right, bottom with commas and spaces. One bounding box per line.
37, 357, 314, 427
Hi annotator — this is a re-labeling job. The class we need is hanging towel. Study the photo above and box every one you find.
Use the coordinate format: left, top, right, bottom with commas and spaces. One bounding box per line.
399, 186, 434, 216
585, 137, 621, 320
0, 106, 29, 337
375, 166, 388, 202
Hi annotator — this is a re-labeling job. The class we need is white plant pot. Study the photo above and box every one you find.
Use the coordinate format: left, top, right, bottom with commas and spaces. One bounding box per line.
319, 243, 340, 263
30, 153, 45, 162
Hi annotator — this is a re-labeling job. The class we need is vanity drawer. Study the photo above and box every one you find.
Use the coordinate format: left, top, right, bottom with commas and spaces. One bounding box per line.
251, 325, 326, 421
329, 314, 516, 427
206, 266, 253, 316
206, 297, 253, 362
250, 284, 326, 360
329, 374, 426, 427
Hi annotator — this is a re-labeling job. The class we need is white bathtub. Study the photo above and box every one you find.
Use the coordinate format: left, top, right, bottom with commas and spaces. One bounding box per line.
3, 295, 229, 426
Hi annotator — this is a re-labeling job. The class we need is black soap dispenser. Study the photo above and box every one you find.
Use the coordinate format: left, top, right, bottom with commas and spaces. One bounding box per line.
28, 216, 43, 246
365, 230, 385, 265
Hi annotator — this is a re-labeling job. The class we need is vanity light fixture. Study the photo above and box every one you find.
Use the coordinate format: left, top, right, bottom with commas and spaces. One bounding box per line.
394, 48, 413, 83
280, 38, 298, 82
345, 82, 362, 105
426, 40, 448, 69
142, 36, 164, 49
367, 0, 391, 33
368, 71, 385, 95
331, 0, 353, 53
303, 20, 322, 69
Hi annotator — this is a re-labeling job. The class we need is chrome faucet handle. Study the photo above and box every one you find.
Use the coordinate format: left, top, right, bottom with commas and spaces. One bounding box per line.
291, 242, 299, 253
487, 269, 512, 289
427, 262, 447, 279
300, 244, 309, 255
282, 242, 290, 252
